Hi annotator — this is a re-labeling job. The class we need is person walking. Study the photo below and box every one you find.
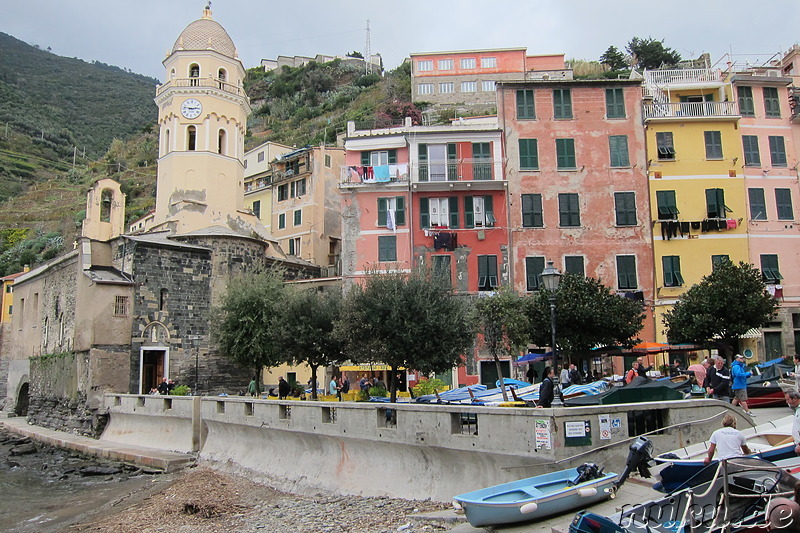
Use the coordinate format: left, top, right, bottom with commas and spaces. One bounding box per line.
278, 376, 290, 400
703, 414, 751, 464
559, 365, 570, 391
704, 356, 731, 399
568, 363, 583, 386
731, 354, 754, 416
625, 361, 639, 384
538, 367, 555, 408
248, 376, 257, 397
329, 376, 338, 397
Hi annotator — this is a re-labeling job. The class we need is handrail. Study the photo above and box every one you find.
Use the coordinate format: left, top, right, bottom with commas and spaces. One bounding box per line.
156, 77, 245, 97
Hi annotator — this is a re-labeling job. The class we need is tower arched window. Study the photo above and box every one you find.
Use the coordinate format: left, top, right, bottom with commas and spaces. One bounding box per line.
164, 128, 170, 155
187, 126, 197, 151
218, 68, 227, 89
218, 129, 226, 155
170, 68, 176, 80
100, 189, 113, 222
189, 64, 200, 86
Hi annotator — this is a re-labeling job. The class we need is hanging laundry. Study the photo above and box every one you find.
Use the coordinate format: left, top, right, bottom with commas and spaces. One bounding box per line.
387, 209, 396, 232
775, 285, 784, 299
726, 219, 737, 229
680, 222, 690, 235
691, 221, 701, 230
364, 166, 375, 181
374, 165, 391, 182
449, 233, 458, 251
434, 232, 450, 250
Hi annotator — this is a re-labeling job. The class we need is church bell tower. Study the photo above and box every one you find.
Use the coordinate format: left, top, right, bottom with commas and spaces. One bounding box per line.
151, 5, 252, 235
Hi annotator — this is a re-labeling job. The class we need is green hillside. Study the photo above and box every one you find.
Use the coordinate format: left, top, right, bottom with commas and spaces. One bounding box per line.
0, 35, 420, 276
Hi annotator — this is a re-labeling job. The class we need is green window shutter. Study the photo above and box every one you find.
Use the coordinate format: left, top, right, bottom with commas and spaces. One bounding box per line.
554, 89, 572, 119
617, 256, 637, 290
705, 188, 722, 218
388, 149, 397, 164
663, 256, 682, 286
420, 197, 430, 228
395, 197, 406, 226
742, 136, 760, 166
447, 143, 457, 160
378, 236, 397, 262
519, 139, 539, 170
776, 188, 794, 220
361, 151, 370, 165
609, 135, 629, 167
606, 88, 625, 118
704, 131, 723, 159
656, 190, 678, 219
478, 255, 488, 288
525, 257, 545, 291
559, 193, 580, 226
760, 254, 783, 282
565, 256, 584, 276
449, 196, 459, 228
464, 196, 475, 228
483, 195, 494, 226
770, 136, 788, 166
738, 86, 754, 117
516, 89, 535, 119
764, 87, 781, 117
748, 188, 767, 220
521, 193, 543, 227
487, 256, 498, 288
418, 144, 428, 161
377, 197, 387, 226
614, 192, 636, 226
556, 138, 576, 169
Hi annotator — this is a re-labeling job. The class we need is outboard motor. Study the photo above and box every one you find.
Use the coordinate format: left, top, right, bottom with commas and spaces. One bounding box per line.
571, 463, 604, 485
615, 436, 654, 488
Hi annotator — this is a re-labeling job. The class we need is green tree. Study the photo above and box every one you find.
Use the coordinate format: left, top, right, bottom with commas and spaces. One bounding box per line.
663, 260, 777, 360
626, 37, 682, 70
599, 46, 629, 71
474, 287, 530, 401
274, 288, 344, 400
335, 270, 475, 403
211, 269, 289, 388
527, 275, 645, 360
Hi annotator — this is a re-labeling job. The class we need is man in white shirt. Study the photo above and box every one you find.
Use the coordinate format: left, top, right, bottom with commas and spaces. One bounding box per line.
785, 390, 800, 455
560, 366, 570, 390
703, 414, 751, 464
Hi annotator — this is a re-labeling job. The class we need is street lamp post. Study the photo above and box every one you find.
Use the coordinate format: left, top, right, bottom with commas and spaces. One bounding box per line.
540, 261, 563, 407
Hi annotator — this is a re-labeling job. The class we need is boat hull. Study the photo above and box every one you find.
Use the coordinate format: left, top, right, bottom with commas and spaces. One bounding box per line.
454, 468, 617, 527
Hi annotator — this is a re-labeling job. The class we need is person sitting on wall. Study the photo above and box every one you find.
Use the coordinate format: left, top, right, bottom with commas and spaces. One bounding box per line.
157, 377, 170, 395
538, 367, 555, 408
278, 376, 290, 399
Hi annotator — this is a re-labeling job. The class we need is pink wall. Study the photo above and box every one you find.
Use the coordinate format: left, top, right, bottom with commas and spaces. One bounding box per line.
525, 54, 567, 71
412, 49, 527, 77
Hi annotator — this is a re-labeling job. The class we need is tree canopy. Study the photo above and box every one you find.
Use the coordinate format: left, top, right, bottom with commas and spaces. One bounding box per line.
211, 269, 288, 380
626, 37, 682, 70
335, 270, 475, 402
274, 288, 344, 399
527, 275, 645, 359
663, 260, 777, 358
599, 46, 629, 71
474, 287, 529, 400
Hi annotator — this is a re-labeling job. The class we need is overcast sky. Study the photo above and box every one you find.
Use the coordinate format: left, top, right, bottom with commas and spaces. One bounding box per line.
2, 0, 799, 82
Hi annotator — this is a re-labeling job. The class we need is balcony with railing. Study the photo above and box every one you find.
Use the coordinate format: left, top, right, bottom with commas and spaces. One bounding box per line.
644, 68, 724, 88
340, 159, 503, 187
643, 101, 740, 121
340, 163, 410, 185
418, 159, 494, 181
156, 77, 246, 98
244, 176, 271, 194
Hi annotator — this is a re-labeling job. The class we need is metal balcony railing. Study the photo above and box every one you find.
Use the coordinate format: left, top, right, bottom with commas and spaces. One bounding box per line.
156, 77, 246, 97
341, 164, 410, 184
644, 68, 723, 87
643, 101, 740, 120
419, 159, 494, 182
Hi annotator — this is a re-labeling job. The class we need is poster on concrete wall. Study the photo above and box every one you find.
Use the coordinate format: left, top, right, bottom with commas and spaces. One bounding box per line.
564, 420, 592, 447
599, 414, 611, 440
534, 419, 551, 449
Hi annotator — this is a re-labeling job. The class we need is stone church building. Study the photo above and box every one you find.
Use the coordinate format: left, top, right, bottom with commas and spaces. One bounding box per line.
2, 7, 318, 435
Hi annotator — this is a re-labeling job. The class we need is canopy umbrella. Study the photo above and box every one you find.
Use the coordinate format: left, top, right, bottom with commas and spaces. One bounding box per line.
630, 342, 670, 353
513, 351, 552, 366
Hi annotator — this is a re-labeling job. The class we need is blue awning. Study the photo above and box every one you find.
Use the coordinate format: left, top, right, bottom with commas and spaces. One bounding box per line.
513, 352, 552, 366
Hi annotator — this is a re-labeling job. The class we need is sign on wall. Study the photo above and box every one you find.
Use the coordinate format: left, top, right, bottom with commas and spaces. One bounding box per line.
534, 419, 551, 450
564, 420, 592, 447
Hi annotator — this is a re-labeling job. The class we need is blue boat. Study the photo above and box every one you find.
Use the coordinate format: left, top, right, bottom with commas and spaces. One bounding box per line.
453, 463, 617, 527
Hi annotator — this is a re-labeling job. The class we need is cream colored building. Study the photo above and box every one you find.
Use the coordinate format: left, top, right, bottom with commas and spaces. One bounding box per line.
243, 141, 294, 233
271, 146, 345, 272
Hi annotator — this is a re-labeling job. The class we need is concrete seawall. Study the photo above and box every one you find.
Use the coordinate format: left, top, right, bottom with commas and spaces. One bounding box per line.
101, 394, 748, 502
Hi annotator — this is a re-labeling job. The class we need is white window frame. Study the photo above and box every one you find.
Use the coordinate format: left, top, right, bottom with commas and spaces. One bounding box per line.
461, 81, 477, 93
439, 82, 454, 94
417, 83, 434, 95
460, 58, 476, 69
482, 80, 496, 92
417, 60, 433, 72
429, 197, 450, 227
481, 57, 497, 68
437, 59, 453, 70
473, 196, 490, 226
370, 151, 390, 166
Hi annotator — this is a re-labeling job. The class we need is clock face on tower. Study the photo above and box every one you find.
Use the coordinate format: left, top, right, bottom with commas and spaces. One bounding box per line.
180, 98, 202, 119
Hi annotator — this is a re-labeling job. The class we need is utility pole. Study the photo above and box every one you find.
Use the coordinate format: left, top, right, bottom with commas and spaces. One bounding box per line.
72, 146, 76, 168
365, 20, 371, 75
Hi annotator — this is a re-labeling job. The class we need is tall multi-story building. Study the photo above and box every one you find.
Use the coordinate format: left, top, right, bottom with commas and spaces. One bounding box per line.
410, 48, 569, 110
243, 141, 294, 233
271, 145, 345, 272
498, 78, 655, 376
642, 67, 749, 348
730, 63, 800, 358
341, 116, 507, 386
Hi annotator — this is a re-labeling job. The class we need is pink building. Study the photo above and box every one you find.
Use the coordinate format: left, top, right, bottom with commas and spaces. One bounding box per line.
340, 117, 508, 386
498, 79, 656, 376
731, 65, 800, 357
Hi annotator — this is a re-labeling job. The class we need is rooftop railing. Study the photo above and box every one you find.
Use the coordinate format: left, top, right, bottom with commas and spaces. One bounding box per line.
643, 101, 739, 120
644, 68, 723, 87
156, 77, 246, 97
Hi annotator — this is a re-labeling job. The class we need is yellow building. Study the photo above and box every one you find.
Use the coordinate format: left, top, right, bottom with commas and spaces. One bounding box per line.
243, 141, 294, 233
643, 67, 748, 343
0, 268, 28, 324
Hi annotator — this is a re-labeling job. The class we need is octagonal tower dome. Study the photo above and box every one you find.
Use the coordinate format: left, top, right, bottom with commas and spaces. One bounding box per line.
171, 5, 237, 59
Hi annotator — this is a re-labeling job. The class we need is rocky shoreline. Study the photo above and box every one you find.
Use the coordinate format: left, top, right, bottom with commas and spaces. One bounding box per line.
0, 427, 460, 533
